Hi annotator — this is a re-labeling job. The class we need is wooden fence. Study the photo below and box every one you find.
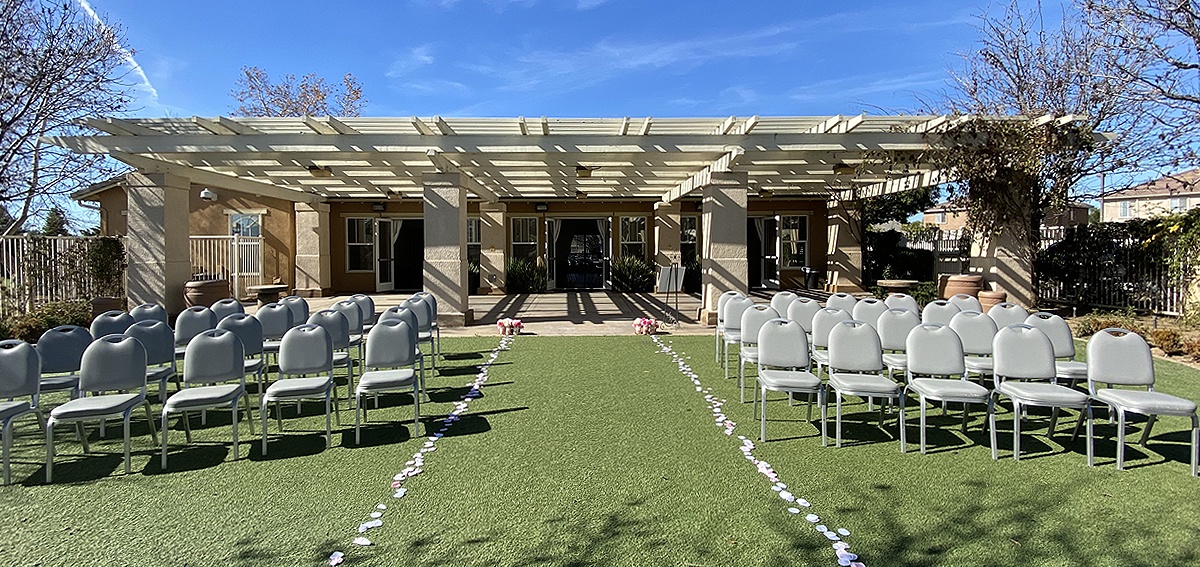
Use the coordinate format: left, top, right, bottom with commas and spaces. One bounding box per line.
0, 235, 125, 316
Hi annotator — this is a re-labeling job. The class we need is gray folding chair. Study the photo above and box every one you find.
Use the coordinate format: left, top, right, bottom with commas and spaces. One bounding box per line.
714, 291, 744, 362
162, 328, 254, 468
987, 302, 1028, 329
1087, 328, 1198, 476
331, 299, 365, 365
414, 292, 440, 358
306, 310, 356, 398
45, 334, 158, 482
34, 325, 92, 399
921, 300, 960, 326
988, 324, 1093, 464
349, 294, 377, 333
720, 297, 755, 381
125, 320, 179, 403
785, 296, 821, 340
355, 319, 424, 443
949, 311, 998, 384
1024, 312, 1088, 387
1, 340, 45, 485
901, 323, 992, 454
253, 302, 293, 366
769, 291, 798, 315
217, 313, 266, 398
90, 309, 135, 339
884, 293, 920, 314
754, 319, 823, 443
280, 295, 310, 328
811, 307, 852, 380
262, 324, 339, 455
377, 307, 425, 394
402, 297, 437, 370
210, 297, 245, 322
852, 297, 888, 331
130, 303, 168, 325
878, 308, 920, 382
824, 320, 904, 448
825, 292, 858, 314
738, 305, 779, 403
174, 305, 217, 358
948, 293, 982, 313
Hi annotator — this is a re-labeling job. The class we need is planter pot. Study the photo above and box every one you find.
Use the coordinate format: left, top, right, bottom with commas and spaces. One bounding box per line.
943, 274, 984, 299
978, 290, 1008, 313
184, 279, 231, 308
89, 297, 124, 321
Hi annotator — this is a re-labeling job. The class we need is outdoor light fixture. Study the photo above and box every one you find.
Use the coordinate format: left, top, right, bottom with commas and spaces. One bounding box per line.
308, 165, 334, 178
575, 165, 593, 178
535, 202, 549, 212
199, 187, 217, 202
575, 189, 587, 199
832, 162, 856, 175
371, 203, 386, 212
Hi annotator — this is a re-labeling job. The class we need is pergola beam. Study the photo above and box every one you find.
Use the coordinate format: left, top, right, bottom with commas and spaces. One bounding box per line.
836, 169, 950, 201
425, 150, 500, 202
411, 116, 436, 135
80, 117, 162, 137
434, 116, 455, 135
191, 116, 239, 136
659, 146, 744, 203
638, 117, 653, 135
215, 116, 263, 135
303, 116, 340, 135
113, 152, 317, 203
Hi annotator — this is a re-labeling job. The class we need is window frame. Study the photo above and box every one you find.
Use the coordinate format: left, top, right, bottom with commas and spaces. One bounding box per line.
1119, 201, 1131, 218
467, 217, 482, 266
1170, 196, 1186, 214
510, 216, 539, 263
228, 212, 262, 237
779, 214, 809, 269
680, 215, 700, 265
345, 217, 375, 273
619, 216, 647, 259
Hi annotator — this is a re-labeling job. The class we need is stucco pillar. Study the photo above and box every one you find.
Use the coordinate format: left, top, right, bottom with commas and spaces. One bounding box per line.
293, 201, 331, 297
124, 171, 191, 315
654, 201, 681, 293
423, 172, 472, 326
700, 171, 749, 325
826, 200, 864, 293
970, 229, 1035, 308
479, 202, 507, 294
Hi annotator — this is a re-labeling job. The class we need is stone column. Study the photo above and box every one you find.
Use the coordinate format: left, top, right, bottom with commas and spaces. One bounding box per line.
423, 172, 471, 326
479, 202, 507, 294
293, 201, 331, 297
970, 229, 1034, 308
826, 200, 864, 293
654, 201, 681, 293
124, 171, 191, 315
700, 171, 749, 324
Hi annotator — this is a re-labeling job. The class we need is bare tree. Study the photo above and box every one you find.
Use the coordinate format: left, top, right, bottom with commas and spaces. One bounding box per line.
0, 0, 133, 235
231, 66, 366, 117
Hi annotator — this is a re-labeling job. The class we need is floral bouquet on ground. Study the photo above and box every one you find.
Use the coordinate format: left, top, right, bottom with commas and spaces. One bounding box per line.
633, 317, 660, 335
497, 318, 523, 335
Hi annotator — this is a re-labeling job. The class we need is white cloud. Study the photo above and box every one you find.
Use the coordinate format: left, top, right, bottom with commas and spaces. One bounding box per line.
401, 79, 470, 95
387, 44, 437, 77
75, 0, 169, 115
576, 0, 610, 9
789, 71, 946, 103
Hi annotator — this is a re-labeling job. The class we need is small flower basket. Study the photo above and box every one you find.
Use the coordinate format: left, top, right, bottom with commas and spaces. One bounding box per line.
633, 317, 660, 335
497, 318, 523, 335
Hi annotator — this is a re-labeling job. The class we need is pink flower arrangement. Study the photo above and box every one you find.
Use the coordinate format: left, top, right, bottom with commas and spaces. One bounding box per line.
633, 317, 660, 335
497, 318, 523, 335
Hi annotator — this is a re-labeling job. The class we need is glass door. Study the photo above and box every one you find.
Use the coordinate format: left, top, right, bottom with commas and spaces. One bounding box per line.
375, 218, 394, 292
546, 218, 558, 290
763, 216, 780, 289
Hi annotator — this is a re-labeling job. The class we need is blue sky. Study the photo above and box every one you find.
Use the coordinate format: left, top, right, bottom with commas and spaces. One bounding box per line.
81, 0, 1000, 119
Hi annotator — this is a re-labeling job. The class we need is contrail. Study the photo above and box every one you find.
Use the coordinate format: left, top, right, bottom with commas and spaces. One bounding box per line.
75, 0, 162, 109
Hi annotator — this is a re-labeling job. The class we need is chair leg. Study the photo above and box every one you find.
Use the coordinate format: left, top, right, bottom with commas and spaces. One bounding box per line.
45, 421, 55, 483
243, 394, 256, 436
1013, 402, 1022, 461
1116, 410, 1126, 471
819, 386, 828, 447
988, 395, 998, 460
920, 398, 928, 455
1085, 404, 1094, 467
899, 389, 908, 454
76, 422, 89, 454
355, 393, 363, 445
182, 412, 193, 444
835, 392, 843, 449
1139, 415, 1157, 446
413, 381, 421, 436
331, 378, 342, 427
1048, 407, 1061, 439
1190, 415, 1198, 477
260, 397, 270, 456
231, 400, 240, 461
760, 386, 768, 442
324, 391, 332, 449
2, 422, 11, 486
160, 411, 170, 469
122, 412, 132, 475
143, 402, 158, 445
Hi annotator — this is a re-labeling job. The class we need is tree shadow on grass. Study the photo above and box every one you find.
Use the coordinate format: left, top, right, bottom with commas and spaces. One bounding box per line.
231, 535, 341, 566
436, 361, 513, 377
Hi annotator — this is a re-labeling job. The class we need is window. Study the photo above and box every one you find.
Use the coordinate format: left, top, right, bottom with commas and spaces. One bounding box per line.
467, 217, 482, 267
1119, 201, 1131, 218
346, 218, 374, 272
934, 212, 946, 224
229, 213, 261, 237
620, 216, 646, 258
780, 215, 808, 268
511, 217, 538, 262
1170, 197, 1186, 213
680, 215, 699, 265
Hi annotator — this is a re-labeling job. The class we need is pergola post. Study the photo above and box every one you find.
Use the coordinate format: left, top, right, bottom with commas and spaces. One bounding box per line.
971, 229, 1034, 308
423, 172, 472, 326
654, 201, 681, 292
700, 171, 748, 325
479, 202, 507, 294
826, 200, 865, 293
293, 201, 331, 297
124, 171, 191, 315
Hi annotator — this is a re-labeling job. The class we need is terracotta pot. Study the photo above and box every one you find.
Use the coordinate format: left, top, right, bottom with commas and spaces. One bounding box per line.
89, 297, 124, 322
943, 274, 984, 299
978, 290, 1008, 313
184, 279, 231, 308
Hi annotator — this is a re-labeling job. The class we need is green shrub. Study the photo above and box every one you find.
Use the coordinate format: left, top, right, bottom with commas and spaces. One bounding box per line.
1148, 328, 1185, 355
3, 300, 90, 342
505, 258, 546, 294
910, 282, 937, 308
1183, 338, 1200, 362
611, 255, 654, 292
1070, 310, 1147, 338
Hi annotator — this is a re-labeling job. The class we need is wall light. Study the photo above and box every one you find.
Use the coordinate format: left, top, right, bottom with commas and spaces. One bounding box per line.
535, 202, 549, 212
832, 162, 855, 175
308, 165, 334, 178
575, 165, 593, 178
199, 187, 217, 202
371, 203, 386, 212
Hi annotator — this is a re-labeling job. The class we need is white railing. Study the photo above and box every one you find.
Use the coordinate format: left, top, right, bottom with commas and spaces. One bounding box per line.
189, 236, 263, 299
0, 235, 125, 316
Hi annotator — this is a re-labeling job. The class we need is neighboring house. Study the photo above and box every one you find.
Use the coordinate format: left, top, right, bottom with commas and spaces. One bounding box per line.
1100, 168, 1200, 222
922, 200, 1091, 230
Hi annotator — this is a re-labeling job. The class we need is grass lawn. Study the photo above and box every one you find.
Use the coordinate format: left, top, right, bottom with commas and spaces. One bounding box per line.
1, 334, 1198, 566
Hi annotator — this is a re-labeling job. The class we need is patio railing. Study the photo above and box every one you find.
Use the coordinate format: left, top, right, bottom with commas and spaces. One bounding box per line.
0, 235, 126, 316
189, 236, 263, 300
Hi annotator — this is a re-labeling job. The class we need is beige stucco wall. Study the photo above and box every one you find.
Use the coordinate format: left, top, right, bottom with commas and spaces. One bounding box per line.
1102, 195, 1196, 222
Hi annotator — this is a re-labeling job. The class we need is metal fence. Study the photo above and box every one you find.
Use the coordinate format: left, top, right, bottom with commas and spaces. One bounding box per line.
903, 229, 970, 275
189, 236, 264, 299
0, 235, 125, 316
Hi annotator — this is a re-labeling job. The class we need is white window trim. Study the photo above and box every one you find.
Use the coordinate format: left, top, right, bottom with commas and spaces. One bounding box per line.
780, 213, 810, 269
345, 217, 375, 273
620, 216, 647, 258
510, 216, 538, 260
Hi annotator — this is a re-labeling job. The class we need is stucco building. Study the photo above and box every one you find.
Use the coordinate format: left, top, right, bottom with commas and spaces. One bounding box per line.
1099, 169, 1200, 222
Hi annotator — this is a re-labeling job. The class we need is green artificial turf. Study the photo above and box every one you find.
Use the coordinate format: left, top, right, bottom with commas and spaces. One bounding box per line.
1, 334, 1198, 566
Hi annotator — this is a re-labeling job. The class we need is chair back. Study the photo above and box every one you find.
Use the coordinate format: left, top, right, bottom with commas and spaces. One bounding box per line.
825, 292, 858, 313
332, 300, 364, 336
921, 300, 960, 326
757, 319, 810, 370
812, 307, 852, 349
35, 325, 93, 374
828, 320, 883, 372
254, 302, 293, 340
210, 298, 245, 322
90, 310, 135, 338
716, 291, 743, 326
349, 294, 377, 326
906, 323, 965, 377
851, 297, 888, 330
130, 303, 168, 324
183, 329, 245, 386
379, 306, 419, 328
949, 310, 998, 356
992, 324, 1056, 382
279, 324, 334, 376
1023, 312, 1076, 359
740, 305, 779, 346
366, 319, 418, 369
721, 297, 755, 333
280, 296, 310, 327
306, 310, 351, 350
948, 293, 982, 313
175, 305, 217, 347
769, 291, 798, 315
79, 334, 147, 394
786, 297, 821, 334
0, 340, 41, 399
125, 320, 177, 367
1086, 328, 1154, 389
884, 293, 920, 314
401, 297, 433, 333
986, 302, 1027, 329
414, 291, 438, 321
877, 308, 920, 352
217, 312, 264, 356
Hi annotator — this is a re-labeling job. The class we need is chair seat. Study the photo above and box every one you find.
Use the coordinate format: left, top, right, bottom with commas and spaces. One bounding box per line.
1094, 389, 1198, 417
740, 345, 758, 363
244, 358, 264, 373
1055, 360, 1088, 378
265, 377, 332, 400
882, 353, 907, 369
262, 340, 282, 353
349, 335, 363, 347
758, 369, 820, 391
147, 365, 176, 384
812, 350, 830, 364
164, 384, 244, 411
333, 352, 351, 365
0, 400, 34, 422
175, 346, 187, 358
830, 373, 900, 396
997, 381, 1088, 407
418, 331, 433, 341
357, 368, 417, 392
723, 331, 742, 343
49, 393, 143, 422
909, 378, 990, 401
40, 374, 79, 393
964, 357, 994, 374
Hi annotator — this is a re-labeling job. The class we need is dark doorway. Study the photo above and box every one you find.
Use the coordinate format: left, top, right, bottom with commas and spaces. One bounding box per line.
395, 219, 423, 291
747, 218, 762, 289
747, 217, 779, 289
554, 219, 606, 289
